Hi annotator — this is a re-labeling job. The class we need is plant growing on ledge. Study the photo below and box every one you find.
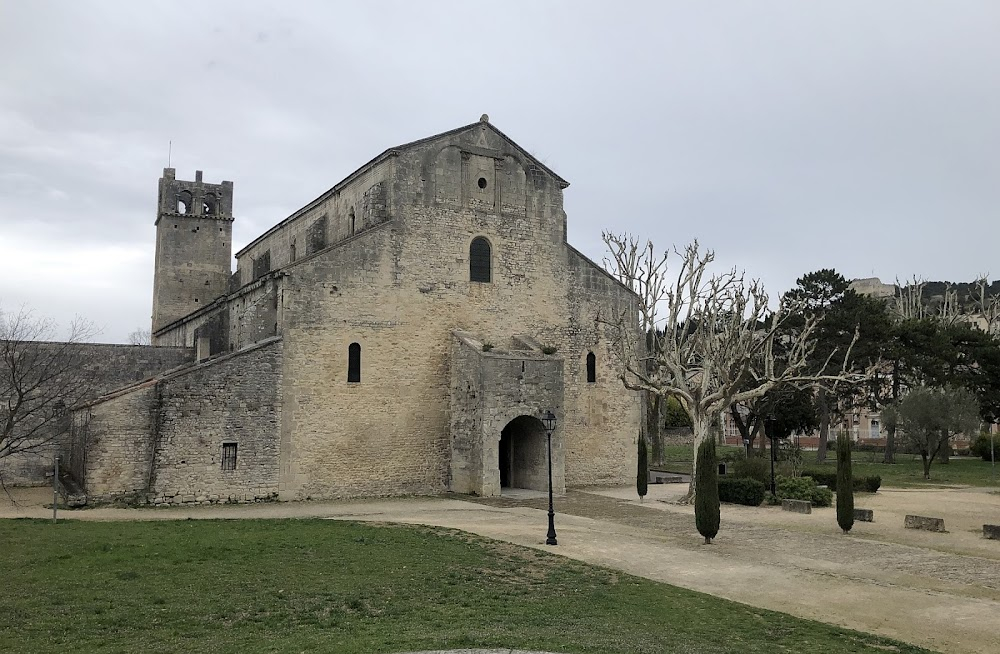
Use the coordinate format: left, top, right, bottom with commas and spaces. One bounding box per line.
541, 345, 558, 355
482, 342, 494, 352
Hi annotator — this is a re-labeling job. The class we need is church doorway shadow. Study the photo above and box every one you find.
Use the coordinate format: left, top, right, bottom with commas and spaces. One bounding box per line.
498, 415, 548, 493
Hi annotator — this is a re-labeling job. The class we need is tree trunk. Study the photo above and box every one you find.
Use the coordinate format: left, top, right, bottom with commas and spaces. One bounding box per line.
921, 451, 931, 479
883, 425, 896, 464
939, 430, 951, 464
645, 393, 663, 467
816, 388, 830, 463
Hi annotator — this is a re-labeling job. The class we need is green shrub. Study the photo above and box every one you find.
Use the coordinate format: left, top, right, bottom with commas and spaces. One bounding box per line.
775, 475, 832, 507
801, 469, 881, 494
695, 439, 720, 544
836, 433, 854, 534
971, 433, 998, 462
718, 477, 765, 506
732, 456, 769, 486
801, 469, 837, 488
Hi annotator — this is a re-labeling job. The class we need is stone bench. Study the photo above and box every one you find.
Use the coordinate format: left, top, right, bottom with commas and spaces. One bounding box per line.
781, 499, 812, 514
853, 508, 873, 522
984, 525, 1000, 540
648, 471, 684, 484
904, 515, 946, 532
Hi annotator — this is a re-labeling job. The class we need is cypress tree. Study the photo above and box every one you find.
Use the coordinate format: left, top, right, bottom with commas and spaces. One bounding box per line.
695, 438, 720, 544
637, 434, 648, 502
836, 432, 854, 534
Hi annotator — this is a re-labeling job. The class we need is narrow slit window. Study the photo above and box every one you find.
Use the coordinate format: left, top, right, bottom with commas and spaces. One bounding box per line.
348, 342, 361, 383
470, 237, 491, 283
221, 443, 237, 470
586, 352, 596, 383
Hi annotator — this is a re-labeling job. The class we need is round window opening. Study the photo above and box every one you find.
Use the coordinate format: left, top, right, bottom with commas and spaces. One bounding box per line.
477, 177, 488, 189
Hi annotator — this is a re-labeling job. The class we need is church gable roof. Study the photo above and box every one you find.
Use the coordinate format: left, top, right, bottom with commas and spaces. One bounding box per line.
383, 116, 569, 189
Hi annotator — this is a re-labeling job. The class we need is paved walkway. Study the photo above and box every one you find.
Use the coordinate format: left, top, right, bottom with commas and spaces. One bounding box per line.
4, 485, 1000, 654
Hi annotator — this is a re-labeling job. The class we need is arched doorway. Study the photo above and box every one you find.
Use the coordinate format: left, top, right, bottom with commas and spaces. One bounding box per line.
498, 415, 548, 492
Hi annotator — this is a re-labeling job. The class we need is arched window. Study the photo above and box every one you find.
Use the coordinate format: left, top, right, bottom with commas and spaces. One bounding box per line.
203, 195, 217, 216
470, 237, 491, 283
586, 352, 596, 383
349, 208, 356, 235
348, 342, 361, 383
176, 190, 192, 214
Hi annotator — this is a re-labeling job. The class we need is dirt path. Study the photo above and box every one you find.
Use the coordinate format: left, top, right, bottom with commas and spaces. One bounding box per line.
4, 485, 1000, 653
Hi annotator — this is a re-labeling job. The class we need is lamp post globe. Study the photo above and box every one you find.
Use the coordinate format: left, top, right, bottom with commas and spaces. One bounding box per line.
542, 410, 558, 546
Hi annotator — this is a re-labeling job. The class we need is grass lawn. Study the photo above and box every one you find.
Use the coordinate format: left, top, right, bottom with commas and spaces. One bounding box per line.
809, 453, 1000, 489
0, 519, 929, 654
657, 444, 999, 488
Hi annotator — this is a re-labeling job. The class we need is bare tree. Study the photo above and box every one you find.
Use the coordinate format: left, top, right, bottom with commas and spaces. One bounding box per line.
970, 275, 1000, 335
128, 328, 152, 346
600, 234, 866, 499
1, 305, 99, 484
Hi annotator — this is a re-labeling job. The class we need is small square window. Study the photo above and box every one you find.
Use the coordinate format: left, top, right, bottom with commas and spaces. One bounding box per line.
221, 443, 237, 471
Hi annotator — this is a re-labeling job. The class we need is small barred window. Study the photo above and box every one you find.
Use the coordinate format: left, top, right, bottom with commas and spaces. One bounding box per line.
221, 443, 238, 470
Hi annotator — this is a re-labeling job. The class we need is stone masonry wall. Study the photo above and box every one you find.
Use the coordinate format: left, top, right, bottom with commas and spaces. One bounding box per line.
449, 332, 565, 497
71, 339, 281, 504
148, 338, 282, 504
274, 120, 640, 500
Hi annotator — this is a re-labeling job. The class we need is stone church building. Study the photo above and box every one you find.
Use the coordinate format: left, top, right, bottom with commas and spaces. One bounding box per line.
62, 117, 641, 504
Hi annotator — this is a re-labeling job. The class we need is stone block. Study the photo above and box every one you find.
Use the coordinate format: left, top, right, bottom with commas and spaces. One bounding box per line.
983, 524, 1000, 540
853, 508, 873, 522
781, 499, 812, 514
904, 515, 946, 532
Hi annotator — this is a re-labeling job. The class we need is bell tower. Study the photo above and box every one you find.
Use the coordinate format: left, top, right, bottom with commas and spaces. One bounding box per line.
151, 168, 234, 336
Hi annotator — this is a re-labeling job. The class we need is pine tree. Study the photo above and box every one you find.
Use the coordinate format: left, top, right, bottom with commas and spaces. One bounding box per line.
836, 432, 854, 534
695, 438, 720, 544
637, 435, 648, 502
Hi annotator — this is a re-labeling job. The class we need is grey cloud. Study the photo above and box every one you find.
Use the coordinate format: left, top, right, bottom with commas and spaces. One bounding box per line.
1, 0, 998, 340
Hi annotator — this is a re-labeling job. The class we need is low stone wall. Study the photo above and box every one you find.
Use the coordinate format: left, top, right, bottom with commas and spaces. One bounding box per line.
782, 499, 812, 514
853, 508, 874, 522
904, 515, 947, 532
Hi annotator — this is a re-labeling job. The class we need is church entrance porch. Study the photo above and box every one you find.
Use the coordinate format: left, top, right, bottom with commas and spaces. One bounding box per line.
499, 415, 548, 492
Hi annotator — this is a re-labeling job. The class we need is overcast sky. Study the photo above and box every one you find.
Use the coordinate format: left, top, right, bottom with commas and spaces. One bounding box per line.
2, 1, 998, 343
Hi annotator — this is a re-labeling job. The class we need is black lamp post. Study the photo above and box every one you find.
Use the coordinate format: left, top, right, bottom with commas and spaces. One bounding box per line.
764, 416, 777, 495
541, 409, 558, 546
743, 437, 751, 459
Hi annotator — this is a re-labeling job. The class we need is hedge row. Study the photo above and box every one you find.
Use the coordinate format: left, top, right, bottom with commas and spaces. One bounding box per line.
718, 477, 766, 506
802, 469, 881, 493
775, 476, 832, 507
